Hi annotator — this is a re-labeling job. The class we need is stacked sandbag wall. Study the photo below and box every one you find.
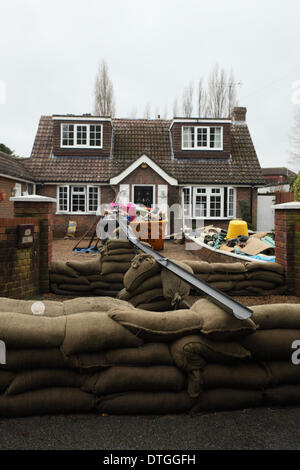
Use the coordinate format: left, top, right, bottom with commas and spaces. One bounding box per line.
1, 297, 300, 416
50, 240, 136, 297
182, 260, 286, 296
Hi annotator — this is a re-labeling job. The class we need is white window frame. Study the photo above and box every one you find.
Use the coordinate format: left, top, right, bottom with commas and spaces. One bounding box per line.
227, 186, 236, 218
181, 126, 223, 151
56, 185, 101, 214
60, 124, 103, 149
182, 186, 235, 220
182, 187, 192, 218
57, 185, 70, 213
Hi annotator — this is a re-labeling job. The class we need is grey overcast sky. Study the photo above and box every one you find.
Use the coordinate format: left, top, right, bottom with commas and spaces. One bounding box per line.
0, 0, 300, 170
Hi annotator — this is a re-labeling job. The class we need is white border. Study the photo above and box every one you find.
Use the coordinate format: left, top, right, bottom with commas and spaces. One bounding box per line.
110, 155, 178, 186
60, 123, 103, 149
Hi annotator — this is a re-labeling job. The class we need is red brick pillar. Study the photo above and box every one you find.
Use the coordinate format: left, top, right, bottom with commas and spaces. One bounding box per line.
274, 202, 300, 295
12, 195, 56, 294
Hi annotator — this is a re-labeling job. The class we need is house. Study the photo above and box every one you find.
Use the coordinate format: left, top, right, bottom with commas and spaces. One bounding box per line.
22, 106, 265, 237
0, 151, 35, 217
262, 167, 296, 185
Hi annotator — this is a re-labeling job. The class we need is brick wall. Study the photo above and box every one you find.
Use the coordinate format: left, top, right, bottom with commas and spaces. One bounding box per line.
0, 217, 40, 298
0, 177, 27, 217
275, 205, 300, 295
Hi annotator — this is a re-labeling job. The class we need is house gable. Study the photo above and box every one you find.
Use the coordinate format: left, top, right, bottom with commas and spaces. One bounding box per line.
110, 155, 178, 186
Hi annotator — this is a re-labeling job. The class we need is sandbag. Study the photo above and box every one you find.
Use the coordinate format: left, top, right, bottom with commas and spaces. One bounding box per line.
49, 261, 79, 278
181, 260, 212, 274
101, 261, 131, 275
118, 274, 162, 300
212, 262, 246, 273
61, 312, 143, 356
0, 312, 66, 349
67, 257, 101, 274
0, 298, 65, 317
207, 273, 245, 282
101, 273, 124, 283
0, 371, 14, 392
49, 274, 90, 286
266, 361, 300, 386
97, 391, 196, 414
210, 281, 234, 292
101, 254, 135, 263
59, 284, 92, 292
6, 369, 87, 396
246, 271, 284, 284
83, 365, 185, 395
108, 308, 203, 342
241, 329, 300, 361
0, 388, 95, 417
90, 281, 111, 290
170, 335, 250, 371
0, 348, 75, 371
264, 385, 300, 406
202, 363, 270, 390
63, 297, 135, 315
129, 288, 164, 307
74, 343, 174, 369
118, 289, 131, 301
161, 261, 193, 308
246, 261, 284, 274
251, 304, 300, 329
124, 254, 161, 292
191, 298, 256, 341
105, 240, 133, 251
233, 280, 275, 290
50, 284, 77, 296
137, 299, 174, 311
191, 388, 263, 413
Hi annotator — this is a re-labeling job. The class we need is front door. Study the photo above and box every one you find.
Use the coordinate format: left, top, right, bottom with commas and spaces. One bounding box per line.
133, 185, 154, 207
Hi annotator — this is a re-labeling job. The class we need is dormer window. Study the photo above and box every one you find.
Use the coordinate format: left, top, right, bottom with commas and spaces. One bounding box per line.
182, 126, 223, 150
61, 123, 102, 148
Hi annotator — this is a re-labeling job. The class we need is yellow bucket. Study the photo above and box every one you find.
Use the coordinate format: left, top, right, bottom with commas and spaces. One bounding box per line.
226, 219, 248, 239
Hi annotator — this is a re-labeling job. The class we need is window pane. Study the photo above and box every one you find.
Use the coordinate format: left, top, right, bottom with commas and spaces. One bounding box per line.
228, 188, 234, 217
183, 187, 191, 216
210, 127, 221, 148
182, 127, 194, 148
90, 125, 102, 147
210, 195, 221, 217
88, 187, 99, 211
62, 124, 74, 146
76, 126, 87, 145
197, 128, 207, 147
195, 195, 207, 217
72, 186, 86, 212
59, 186, 68, 211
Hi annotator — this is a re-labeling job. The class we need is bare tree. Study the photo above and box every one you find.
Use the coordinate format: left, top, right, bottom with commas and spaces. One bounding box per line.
129, 107, 137, 119
197, 78, 207, 117
182, 82, 194, 117
143, 102, 151, 119
227, 68, 239, 118
94, 60, 116, 117
206, 63, 238, 118
162, 104, 168, 119
172, 97, 178, 117
289, 104, 300, 167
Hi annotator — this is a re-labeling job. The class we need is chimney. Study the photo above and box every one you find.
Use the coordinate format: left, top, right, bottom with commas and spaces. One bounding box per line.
232, 107, 247, 122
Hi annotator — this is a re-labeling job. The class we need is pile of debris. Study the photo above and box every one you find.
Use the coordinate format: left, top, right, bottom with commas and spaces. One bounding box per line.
197, 226, 276, 262
1, 297, 300, 416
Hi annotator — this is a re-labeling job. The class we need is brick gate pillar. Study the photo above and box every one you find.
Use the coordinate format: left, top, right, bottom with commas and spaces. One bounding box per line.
11, 195, 56, 294
274, 201, 300, 295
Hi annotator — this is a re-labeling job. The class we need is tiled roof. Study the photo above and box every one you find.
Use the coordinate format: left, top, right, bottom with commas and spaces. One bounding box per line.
0, 151, 34, 181
262, 167, 297, 177
24, 116, 265, 185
